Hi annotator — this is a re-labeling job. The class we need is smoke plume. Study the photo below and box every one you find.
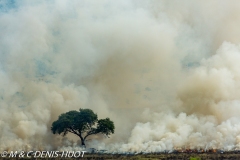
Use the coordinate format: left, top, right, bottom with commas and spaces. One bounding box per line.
1, 0, 240, 152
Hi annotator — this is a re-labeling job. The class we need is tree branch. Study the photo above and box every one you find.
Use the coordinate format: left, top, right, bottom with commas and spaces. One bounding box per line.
69, 127, 81, 137
84, 129, 100, 140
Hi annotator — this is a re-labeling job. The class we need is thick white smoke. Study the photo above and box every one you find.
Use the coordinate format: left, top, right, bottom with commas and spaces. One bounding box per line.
1, 0, 240, 152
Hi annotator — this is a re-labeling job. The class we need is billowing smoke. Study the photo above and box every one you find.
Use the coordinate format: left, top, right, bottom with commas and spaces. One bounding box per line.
1, 0, 240, 152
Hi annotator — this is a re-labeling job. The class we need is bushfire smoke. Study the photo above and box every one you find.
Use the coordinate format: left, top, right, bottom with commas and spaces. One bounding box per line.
1, 0, 240, 152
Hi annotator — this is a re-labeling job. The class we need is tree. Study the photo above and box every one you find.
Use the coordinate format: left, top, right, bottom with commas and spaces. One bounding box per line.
51, 108, 115, 147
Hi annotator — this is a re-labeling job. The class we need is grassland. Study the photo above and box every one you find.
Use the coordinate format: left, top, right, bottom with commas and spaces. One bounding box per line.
1, 153, 240, 160
2, 152, 240, 159
81, 153, 240, 160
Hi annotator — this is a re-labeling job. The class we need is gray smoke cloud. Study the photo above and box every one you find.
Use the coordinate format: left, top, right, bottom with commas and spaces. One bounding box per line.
1, 0, 240, 152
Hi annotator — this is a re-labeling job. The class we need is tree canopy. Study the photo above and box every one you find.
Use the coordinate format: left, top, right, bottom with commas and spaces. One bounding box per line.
51, 108, 115, 146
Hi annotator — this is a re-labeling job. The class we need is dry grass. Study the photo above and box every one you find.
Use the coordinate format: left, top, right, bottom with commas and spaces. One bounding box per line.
2, 153, 240, 160
81, 153, 240, 160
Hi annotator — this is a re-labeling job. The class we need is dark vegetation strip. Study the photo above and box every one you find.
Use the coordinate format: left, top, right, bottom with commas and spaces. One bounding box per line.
2, 153, 240, 160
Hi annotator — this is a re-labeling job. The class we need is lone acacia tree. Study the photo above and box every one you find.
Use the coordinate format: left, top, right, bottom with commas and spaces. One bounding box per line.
51, 108, 115, 146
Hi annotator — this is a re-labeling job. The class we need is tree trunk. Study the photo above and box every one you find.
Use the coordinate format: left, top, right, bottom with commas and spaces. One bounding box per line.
80, 136, 86, 148
81, 140, 85, 146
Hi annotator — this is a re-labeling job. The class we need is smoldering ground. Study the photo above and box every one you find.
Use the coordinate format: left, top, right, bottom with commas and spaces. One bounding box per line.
1, 0, 240, 152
